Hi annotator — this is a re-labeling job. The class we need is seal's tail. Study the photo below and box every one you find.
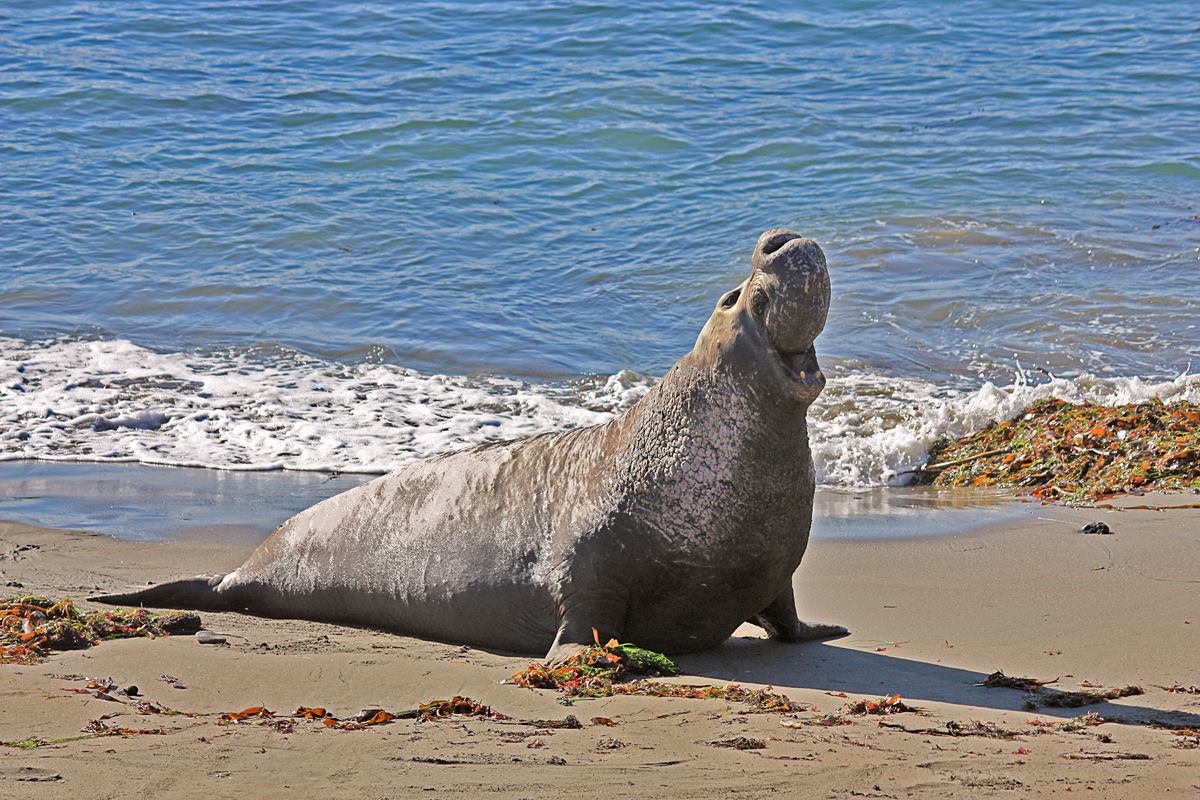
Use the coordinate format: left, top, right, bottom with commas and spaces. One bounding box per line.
89, 574, 237, 611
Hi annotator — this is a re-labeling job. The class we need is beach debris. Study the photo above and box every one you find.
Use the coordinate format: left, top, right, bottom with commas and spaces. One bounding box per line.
913, 398, 1200, 502
195, 630, 227, 645
783, 713, 853, 728
218, 695, 509, 731
707, 736, 766, 750
980, 671, 1143, 709
510, 635, 677, 697
62, 677, 148, 703
295, 706, 330, 719
0, 595, 200, 664
1080, 521, 1112, 535
595, 736, 627, 752
520, 715, 582, 729
221, 706, 274, 722
878, 720, 1024, 739
1066, 751, 1151, 761
979, 671, 1057, 691
509, 637, 806, 713
80, 719, 169, 738
844, 693, 917, 715
984, 671, 1142, 710
12, 767, 61, 781
3, 721, 170, 750
591, 716, 618, 726
132, 700, 173, 715
1028, 685, 1145, 709
161, 674, 188, 690
1157, 684, 1200, 694
499, 729, 557, 744
1058, 711, 1107, 732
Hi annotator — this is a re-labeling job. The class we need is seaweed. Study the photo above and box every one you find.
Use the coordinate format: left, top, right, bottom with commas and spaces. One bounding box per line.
913, 398, 1200, 503
510, 639, 805, 713
1030, 684, 1144, 709
978, 671, 1057, 691
707, 736, 766, 750
878, 720, 1024, 739
2, 720, 169, 750
1, 596, 200, 664
220, 696, 509, 730
843, 693, 917, 715
979, 671, 1143, 709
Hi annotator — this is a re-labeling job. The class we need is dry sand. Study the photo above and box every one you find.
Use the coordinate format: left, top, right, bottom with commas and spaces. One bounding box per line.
1, 496, 1198, 799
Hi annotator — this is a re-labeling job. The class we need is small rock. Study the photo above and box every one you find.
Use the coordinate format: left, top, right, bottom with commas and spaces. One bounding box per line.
1080, 522, 1112, 535
124, 685, 139, 697
196, 630, 227, 645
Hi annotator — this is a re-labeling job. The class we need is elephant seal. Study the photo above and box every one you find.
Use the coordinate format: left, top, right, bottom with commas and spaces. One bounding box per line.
94, 230, 845, 660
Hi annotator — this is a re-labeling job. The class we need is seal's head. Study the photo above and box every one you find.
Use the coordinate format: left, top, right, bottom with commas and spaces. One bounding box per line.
697, 229, 830, 404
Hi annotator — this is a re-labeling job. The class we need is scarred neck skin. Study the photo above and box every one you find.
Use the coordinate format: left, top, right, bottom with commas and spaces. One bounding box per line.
566, 229, 829, 536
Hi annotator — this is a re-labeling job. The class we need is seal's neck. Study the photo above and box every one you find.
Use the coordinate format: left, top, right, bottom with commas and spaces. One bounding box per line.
625, 351, 812, 463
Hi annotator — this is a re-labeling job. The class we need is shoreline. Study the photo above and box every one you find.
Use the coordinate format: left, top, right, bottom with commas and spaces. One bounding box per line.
0, 459, 1041, 545
2, 501, 1197, 798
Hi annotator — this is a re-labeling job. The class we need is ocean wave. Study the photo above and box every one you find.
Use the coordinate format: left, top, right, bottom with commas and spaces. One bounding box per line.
2, 337, 1196, 486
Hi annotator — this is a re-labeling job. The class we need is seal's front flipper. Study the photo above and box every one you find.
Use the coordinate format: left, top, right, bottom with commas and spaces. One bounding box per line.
778, 620, 850, 641
544, 612, 624, 664
750, 587, 848, 642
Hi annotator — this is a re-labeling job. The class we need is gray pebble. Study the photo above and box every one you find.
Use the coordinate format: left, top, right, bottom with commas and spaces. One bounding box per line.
196, 630, 228, 645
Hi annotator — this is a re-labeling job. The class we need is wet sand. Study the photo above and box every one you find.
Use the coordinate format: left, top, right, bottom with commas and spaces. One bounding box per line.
1, 495, 1198, 798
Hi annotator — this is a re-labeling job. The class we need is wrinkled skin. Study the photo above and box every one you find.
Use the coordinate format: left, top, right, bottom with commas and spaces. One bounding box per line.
95, 230, 846, 660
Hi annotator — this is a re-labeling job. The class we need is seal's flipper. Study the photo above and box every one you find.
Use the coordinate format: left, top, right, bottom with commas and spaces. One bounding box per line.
544, 613, 625, 663
89, 574, 236, 611
750, 586, 850, 642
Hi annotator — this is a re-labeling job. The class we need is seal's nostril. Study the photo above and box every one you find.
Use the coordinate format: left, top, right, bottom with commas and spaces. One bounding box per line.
759, 231, 800, 256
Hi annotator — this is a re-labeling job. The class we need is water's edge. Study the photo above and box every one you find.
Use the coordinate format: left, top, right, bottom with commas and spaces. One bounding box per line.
0, 459, 1035, 545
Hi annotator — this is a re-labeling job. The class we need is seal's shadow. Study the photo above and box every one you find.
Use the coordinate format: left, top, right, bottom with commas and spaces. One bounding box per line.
675, 637, 1200, 728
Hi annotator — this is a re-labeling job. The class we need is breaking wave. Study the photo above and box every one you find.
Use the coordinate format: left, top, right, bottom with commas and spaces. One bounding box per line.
2, 337, 1196, 486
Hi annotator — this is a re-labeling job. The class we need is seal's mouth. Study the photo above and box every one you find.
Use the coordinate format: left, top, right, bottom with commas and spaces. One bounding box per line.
775, 345, 825, 396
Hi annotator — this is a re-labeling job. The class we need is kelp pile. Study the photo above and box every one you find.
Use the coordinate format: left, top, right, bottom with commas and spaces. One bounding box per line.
220, 696, 507, 731
0, 595, 200, 664
979, 671, 1144, 709
510, 639, 678, 697
918, 398, 1200, 502
510, 638, 805, 713
844, 693, 917, 715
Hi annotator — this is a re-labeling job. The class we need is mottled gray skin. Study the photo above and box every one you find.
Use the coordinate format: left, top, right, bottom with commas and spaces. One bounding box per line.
95, 230, 845, 660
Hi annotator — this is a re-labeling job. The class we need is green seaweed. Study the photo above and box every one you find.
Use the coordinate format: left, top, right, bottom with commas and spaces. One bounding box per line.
510, 640, 804, 713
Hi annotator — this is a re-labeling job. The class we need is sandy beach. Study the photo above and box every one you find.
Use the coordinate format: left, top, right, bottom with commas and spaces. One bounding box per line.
1, 496, 1197, 799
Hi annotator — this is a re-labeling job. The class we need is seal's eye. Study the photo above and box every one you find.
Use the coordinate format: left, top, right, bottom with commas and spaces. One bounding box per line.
720, 289, 740, 309
751, 288, 769, 317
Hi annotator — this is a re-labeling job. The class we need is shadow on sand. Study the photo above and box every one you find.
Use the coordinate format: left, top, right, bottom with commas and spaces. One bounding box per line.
676, 637, 1200, 729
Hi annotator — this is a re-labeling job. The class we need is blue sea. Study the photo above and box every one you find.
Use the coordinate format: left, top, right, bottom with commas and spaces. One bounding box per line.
2, 1, 1199, 535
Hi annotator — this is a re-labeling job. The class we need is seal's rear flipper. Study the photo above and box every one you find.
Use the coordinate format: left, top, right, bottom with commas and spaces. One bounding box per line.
89, 574, 234, 611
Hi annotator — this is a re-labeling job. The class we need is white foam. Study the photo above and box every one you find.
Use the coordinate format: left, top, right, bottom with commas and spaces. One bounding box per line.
2, 337, 1196, 486
809, 366, 1200, 486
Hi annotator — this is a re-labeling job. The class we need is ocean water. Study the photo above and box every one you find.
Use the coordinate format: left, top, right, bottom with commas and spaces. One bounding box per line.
2, 1, 1199, 492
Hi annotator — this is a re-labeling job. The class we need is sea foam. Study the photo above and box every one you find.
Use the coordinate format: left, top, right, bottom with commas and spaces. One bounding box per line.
2, 337, 1196, 486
